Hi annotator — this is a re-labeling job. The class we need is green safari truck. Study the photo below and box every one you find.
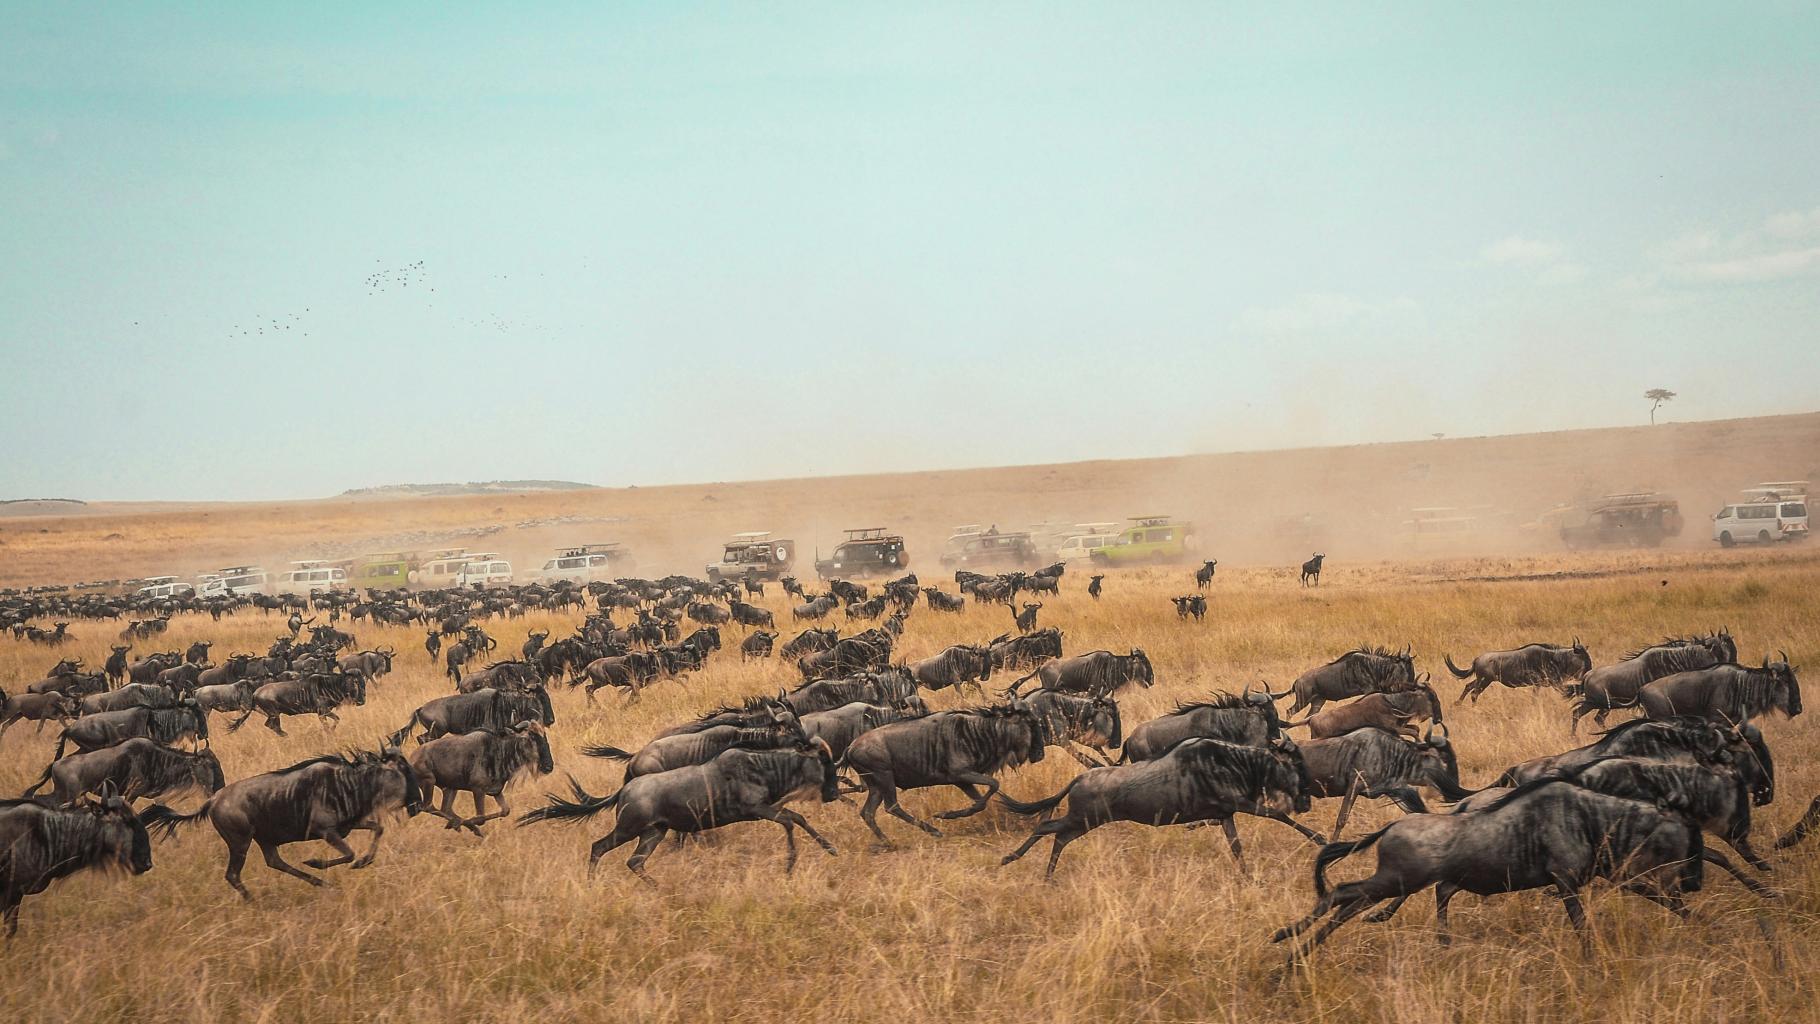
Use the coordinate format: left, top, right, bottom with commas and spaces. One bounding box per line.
1090, 516, 1197, 566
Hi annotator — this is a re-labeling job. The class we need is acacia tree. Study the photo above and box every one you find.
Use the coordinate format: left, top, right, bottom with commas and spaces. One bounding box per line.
1645, 388, 1676, 425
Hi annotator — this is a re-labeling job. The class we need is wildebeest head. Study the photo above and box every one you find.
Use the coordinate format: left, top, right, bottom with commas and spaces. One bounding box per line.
1767, 653, 1802, 717
1270, 736, 1315, 813
1733, 723, 1775, 806
1571, 637, 1593, 675
1088, 695, 1121, 748
191, 748, 228, 794
376, 746, 426, 816
807, 737, 841, 803
1242, 683, 1286, 738
92, 784, 154, 876
1008, 698, 1046, 764
1421, 722, 1460, 785
516, 721, 556, 775
1129, 649, 1155, 689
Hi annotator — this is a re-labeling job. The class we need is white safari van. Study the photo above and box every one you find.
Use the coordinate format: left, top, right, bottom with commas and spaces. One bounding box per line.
277, 561, 349, 593
455, 554, 514, 588
1714, 482, 1809, 547
200, 566, 271, 598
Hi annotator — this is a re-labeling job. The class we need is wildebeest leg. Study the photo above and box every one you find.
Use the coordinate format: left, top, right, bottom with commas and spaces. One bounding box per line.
221, 834, 254, 900
1001, 820, 1066, 866
1289, 886, 1385, 958
1702, 849, 1777, 898
1620, 882, 1691, 919
1454, 678, 1479, 704
1364, 894, 1412, 924
434, 787, 465, 829
874, 779, 943, 837
857, 784, 897, 848
1, 891, 20, 938
1775, 795, 1820, 849
467, 789, 507, 830
936, 774, 1001, 819
625, 828, 667, 887
1330, 777, 1362, 841
1219, 818, 1245, 869
1374, 786, 1428, 815
1433, 883, 1459, 945
586, 826, 638, 876
1553, 881, 1591, 951
259, 840, 325, 886
772, 807, 836, 858
264, 714, 287, 738
1723, 833, 1773, 873
303, 828, 359, 870
347, 821, 386, 868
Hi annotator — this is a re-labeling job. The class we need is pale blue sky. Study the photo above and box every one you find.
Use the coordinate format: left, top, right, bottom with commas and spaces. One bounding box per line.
3, 4, 1817, 500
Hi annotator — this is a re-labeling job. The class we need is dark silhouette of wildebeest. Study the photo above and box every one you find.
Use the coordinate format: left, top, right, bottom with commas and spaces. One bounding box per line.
1279, 646, 1419, 719
48, 703, 209, 763
0, 689, 78, 745
908, 644, 993, 697
1270, 778, 1706, 958
1286, 686, 1443, 740
389, 687, 555, 745
998, 737, 1313, 879
1013, 602, 1042, 633
1298, 725, 1475, 839
1640, 657, 1801, 726
843, 702, 1048, 847
1300, 553, 1325, 586
1564, 633, 1734, 731
1118, 688, 1286, 763
741, 630, 778, 659
0, 790, 151, 936
1003, 649, 1152, 699
1087, 575, 1103, 600
227, 672, 367, 737
1444, 640, 1591, 704
521, 630, 550, 660
1195, 560, 1218, 589
24, 737, 225, 806
410, 722, 554, 832
103, 645, 132, 685
142, 748, 422, 899
519, 741, 841, 880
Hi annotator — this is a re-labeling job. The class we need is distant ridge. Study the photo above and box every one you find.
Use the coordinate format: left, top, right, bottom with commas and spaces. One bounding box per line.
340, 480, 594, 498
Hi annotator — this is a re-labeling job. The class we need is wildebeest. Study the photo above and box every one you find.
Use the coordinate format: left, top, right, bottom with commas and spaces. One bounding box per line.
1492, 717, 1762, 795
390, 687, 555, 745
1087, 575, 1103, 600
923, 588, 966, 613
192, 677, 262, 717
907, 644, 993, 697
782, 669, 920, 716
0, 688, 78, 744
1171, 595, 1207, 621
998, 737, 1313, 878
456, 659, 543, 694
1022, 573, 1060, 596
1025, 690, 1123, 767
581, 652, 663, 702
227, 672, 367, 737
410, 723, 554, 832
651, 696, 802, 740
843, 702, 1048, 847
141, 748, 422, 899
580, 713, 806, 797
336, 647, 396, 681
1639, 658, 1802, 725
741, 630, 778, 659
1566, 634, 1734, 730
1300, 553, 1325, 586
792, 594, 840, 622
797, 630, 892, 679
48, 704, 209, 762
424, 630, 442, 664
1287, 686, 1444, 740
0, 791, 152, 936
780, 627, 839, 660
1195, 560, 1218, 589
104, 645, 132, 685
1444, 640, 1592, 703
1270, 779, 1705, 958
1298, 725, 1475, 839
79, 682, 180, 716
521, 630, 550, 660
185, 640, 213, 665
988, 628, 1063, 672
519, 741, 841, 880
1003, 648, 1153, 699
729, 599, 775, 628
23, 737, 225, 806
1119, 689, 1287, 762
799, 698, 929, 761
1280, 646, 1419, 719
1013, 602, 1042, 633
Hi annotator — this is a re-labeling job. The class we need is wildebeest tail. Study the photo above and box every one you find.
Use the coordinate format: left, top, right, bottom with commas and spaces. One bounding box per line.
579, 744, 634, 760
999, 667, 1041, 698
47, 731, 70, 764
996, 776, 1080, 815
1442, 655, 1473, 680
517, 775, 620, 825
19, 758, 57, 797
224, 710, 256, 733
141, 799, 213, 840
387, 713, 422, 748
1313, 825, 1392, 897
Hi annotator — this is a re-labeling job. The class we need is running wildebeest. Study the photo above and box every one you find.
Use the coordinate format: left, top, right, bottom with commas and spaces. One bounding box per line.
1195, 560, 1218, 589
1287, 687, 1443, 740
1300, 553, 1325, 587
0, 791, 152, 936
1299, 724, 1475, 839
519, 740, 841, 880
1565, 634, 1734, 731
337, 647, 396, 681
1444, 639, 1592, 704
581, 651, 663, 702
782, 668, 920, 716
579, 705, 805, 789
843, 701, 1049, 847
1003, 648, 1153, 698
1639, 657, 1802, 725
390, 687, 555, 745
227, 672, 367, 737
24, 737, 225, 806
1013, 602, 1042, 633
1118, 688, 1287, 762
988, 628, 1063, 672
1491, 716, 1772, 804
741, 630, 778, 659
142, 748, 423, 899
651, 696, 802, 740
410, 722, 554, 832
780, 627, 838, 660
456, 659, 542, 694
79, 682, 180, 715
48, 703, 209, 762
908, 644, 994, 697
0, 689, 78, 745
1270, 779, 1706, 958
1025, 690, 1123, 768
1280, 646, 1419, 719
998, 737, 1314, 879
1087, 575, 1103, 600
799, 698, 929, 761
923, 588, 966, 613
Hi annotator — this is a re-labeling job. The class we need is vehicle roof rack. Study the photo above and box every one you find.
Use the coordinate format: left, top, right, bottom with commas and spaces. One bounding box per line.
842, 527, 889, 540
557, 543, 621, 556
730, 531, 772, 541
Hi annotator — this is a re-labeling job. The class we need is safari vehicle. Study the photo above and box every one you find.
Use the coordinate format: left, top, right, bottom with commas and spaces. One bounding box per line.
706, 532, 796, 583
536, 543, 630, 584
455, 553, 514, 589
1052, 522, 1121, 562
1089, 516, 1197, 566
276, 560, 350, 593
814, 527, 908, 580
939, 530, 1041, 569
939, 525, 987, 561
199, 566, 271, 598
133, 575, 195, 600
414, 549, 478, 589
1558, 493, 1683, 549
351, 552, 415, 590
1714, 482, 1808, 547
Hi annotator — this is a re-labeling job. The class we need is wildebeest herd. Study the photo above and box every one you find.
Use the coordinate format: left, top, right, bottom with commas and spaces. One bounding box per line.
0, 559, 1809, 967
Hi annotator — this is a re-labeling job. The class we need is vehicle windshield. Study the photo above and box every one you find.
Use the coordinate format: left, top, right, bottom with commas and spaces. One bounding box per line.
225, 575, 261, 588
1783, 503, 1808, 517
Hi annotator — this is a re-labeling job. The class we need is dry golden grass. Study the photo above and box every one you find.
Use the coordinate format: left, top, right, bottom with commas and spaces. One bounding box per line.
2, 546, 1817, 1022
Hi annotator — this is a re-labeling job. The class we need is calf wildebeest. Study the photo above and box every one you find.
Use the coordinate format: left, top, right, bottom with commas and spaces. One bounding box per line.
908, 644, 994, 697
1639, 657, 1802, 725
1280, 646, 1419, 719
104, 645, 132, 685
1287, 686, 1444, 740
1300, 553, 1325, 586
519, 741, 841, 880
1565, 634, 1734, 730
0, 792, 152, 936
48, 703, 209, 762
1004, 648, 1153, 699
1013, 602, 1042, 633
1025, 690, 1123, 768
142, 748, 422, 899
581, 652, 663, 702
337, 647, 395, 681
227, 672, 367, 737
780, 627, 839, 660
782, 668, 920, 716
1087, 575, 1103, 599
1270, 779, 1705, 958
192, 677, 262, 718
1298, 725, 1475, 839
1118, 688, 1287, 763
424, 630, 442, 664
799, 698, 929, 761
0, 689, 78, 744
923, 588, 966, 612
24, 737, 225, 806
390, 687, 555, 745
999, 737, 1313, 879
1195, 559, 1218, 589
1444, 639, 1592, 704
741, 630, 778, 659
80, 682, 180, 716
843, 702, 1048, 846
410, 722, 554, 832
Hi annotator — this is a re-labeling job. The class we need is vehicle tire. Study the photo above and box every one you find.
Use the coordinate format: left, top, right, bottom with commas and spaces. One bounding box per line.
1719, 532, 1734, 548
1759, 531, 1773, 544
